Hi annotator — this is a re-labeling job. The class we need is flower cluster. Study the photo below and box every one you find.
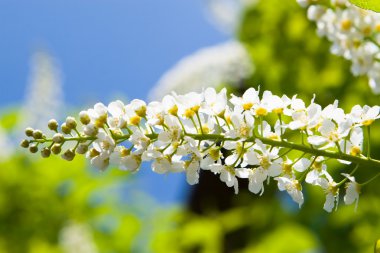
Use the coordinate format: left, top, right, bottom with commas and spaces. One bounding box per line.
297, 0, 380, 94
22, 87, 380, 212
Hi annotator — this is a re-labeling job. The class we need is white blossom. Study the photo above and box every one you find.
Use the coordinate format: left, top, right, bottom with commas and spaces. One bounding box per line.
149, 41, 254, 100
298, 0, 380, 94
23, 87, 380, 212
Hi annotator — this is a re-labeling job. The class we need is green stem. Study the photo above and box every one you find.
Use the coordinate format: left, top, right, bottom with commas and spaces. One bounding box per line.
360, 172, 380, 186
185, 133, 380, 168
367, 126, 371, 158
30, 132, 380, 169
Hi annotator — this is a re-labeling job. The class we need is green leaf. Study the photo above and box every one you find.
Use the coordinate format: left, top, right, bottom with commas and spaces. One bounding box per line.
375, 239, 380, 253
349, 0, 380, 12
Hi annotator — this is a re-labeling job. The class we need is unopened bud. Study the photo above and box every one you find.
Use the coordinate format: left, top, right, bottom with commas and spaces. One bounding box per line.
52, 133, 65, 143
33, 130, 43, 139
62, 149, 75, 161
48, 119, 59, 131
66, 116, 77, 129
76, 144, 88, 154
84, 124, 98, 136
41, 147, 51, 158
25, 127, 34, 137
29, 145, 38, 153
61, 123, 71, 135
20, 139, 30, 148
51, 144, 62, 155
79, 111, 91, 125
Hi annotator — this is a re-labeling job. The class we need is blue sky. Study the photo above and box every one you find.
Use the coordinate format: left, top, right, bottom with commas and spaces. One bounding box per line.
0, 0, 229, 204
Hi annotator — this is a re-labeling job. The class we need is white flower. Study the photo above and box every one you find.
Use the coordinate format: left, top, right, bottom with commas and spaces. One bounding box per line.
259, 120, 282, 140
107, 100, 127, 129
201, 87, 227, 117
307, 118, 351, 148
173, 91, 203, 119
225, 109, 255, 139
276, 177, 304, 207
305, 157, 327, 185
288, 101, 321, 131
207, 164, 248, 194
146, 101, 165, 126
142, 146, 184, 174
230, 87, 260, 113
307, 5, 326, 21
349, 105, 380, 126
316, 172, 339, 212
244, 140, 282, 194
110, 146, 141, 172
342, 173, 360, 210
88, 103, 108, 127
321, 100, 346, 123
158, 115, 182, 144
341, 127, 363, 157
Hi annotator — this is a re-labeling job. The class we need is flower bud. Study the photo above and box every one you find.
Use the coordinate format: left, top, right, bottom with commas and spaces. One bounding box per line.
52, 133, 65, 143
32, 130, 43, 139
66, 116, 77, 129
20, 139, 30, 148
41, 147, 51, 158
29, 145, 38, 153
79, 111, 91, 125
25, 127, 34, 137
51, 144, 62, 155
84, 124, 98, 136
76, 144, 88, 154
62, 149, 75, 161
48, 119, 59, 131
61, 123, 71, 135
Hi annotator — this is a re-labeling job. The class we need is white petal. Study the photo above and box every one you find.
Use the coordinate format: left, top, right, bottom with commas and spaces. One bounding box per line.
307, 136, 327, 146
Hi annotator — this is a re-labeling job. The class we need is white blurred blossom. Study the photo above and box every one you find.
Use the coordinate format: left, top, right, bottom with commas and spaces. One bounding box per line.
19, 50, 63, 132
298, 0, 380, 94
149, 41, 254, 100
203, 0, 258, 34
59, 222, 98, 253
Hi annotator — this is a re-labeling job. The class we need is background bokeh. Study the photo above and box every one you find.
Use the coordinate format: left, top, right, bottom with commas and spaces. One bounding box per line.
1, 0, 380, 252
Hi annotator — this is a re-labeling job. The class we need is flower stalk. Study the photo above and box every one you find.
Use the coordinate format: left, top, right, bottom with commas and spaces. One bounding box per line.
21, 87, 380, 212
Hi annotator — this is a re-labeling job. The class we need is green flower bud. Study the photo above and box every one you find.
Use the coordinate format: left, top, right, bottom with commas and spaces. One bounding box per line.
51, 144, 62, 155
66, 116, 77, 129
25, 127, 34, 137
61, 123, 71, 135
61, 149, 75, 161
48, 119, 59, 131
79, 111, 91, 125
76, 144, 88, 154
52, 133, 65, 143
32, 130, 43, 139
29, 145, 38, 153
41, 147, 51, 158
20, 139, 30, 148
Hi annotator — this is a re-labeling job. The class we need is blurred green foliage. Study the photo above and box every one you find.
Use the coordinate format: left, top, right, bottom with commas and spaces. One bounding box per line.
0, 111, 180, 253
349, 0, 380, 12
